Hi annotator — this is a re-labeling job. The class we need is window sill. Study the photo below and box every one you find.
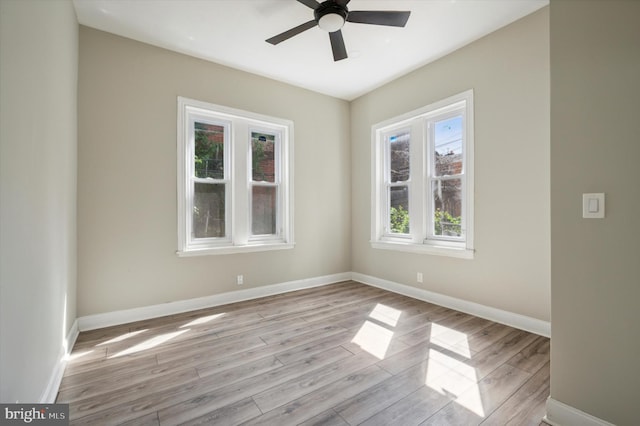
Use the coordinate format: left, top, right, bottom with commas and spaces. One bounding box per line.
371, 240, 474, 259
177, 242, 295, 257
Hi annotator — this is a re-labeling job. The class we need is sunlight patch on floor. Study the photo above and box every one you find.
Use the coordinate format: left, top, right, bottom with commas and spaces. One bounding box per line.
430, 323, 471, 358
427, 363, 477, 399
454, 382, 486, 418
65, 350, 94, 362
427, 348, 476, 381
351, 320, 394, 359
96, 329, 148, 346
368, 303, 402, 327
351, 303, 403, 359
180, 313, 225, 328
426, 325, 485, 418
109, 329, 189, 358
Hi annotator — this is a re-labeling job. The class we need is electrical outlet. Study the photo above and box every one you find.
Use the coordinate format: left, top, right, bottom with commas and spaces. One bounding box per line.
417, 272, 423, 283
237, 275, 244, 285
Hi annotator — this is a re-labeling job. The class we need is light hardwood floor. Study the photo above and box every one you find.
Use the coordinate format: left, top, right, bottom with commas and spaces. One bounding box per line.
58, 281, 550, 425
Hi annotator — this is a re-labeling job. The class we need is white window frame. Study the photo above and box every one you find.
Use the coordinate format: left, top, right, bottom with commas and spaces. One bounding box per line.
177, 97, 294, 256
371, 90, 474, 259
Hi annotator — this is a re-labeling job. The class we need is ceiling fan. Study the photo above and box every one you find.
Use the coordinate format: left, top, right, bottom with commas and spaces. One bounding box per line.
266, 0, 411, 62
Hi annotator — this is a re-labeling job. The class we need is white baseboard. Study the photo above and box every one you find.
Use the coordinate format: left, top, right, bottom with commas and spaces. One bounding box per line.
39, 319, 79, 403
77, 271, 550, 336
77, 272, 352, 331
544, 397, 615, 426
351, 272, 550, 337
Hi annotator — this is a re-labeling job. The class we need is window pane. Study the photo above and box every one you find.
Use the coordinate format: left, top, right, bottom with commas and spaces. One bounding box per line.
432, 178, 462, 237
389, 132, 410, 183
195, 122, 224, 179
389, 186, 409, 234
434, 116, 463, 177
252, 132, 275, 183
252, 186, 276, 235
193, 182, 225, 238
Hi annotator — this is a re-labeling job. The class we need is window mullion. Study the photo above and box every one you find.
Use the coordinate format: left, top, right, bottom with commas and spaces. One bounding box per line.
425, 118, 436, 241
409, 120, 424, 243
232, 123, 248, 245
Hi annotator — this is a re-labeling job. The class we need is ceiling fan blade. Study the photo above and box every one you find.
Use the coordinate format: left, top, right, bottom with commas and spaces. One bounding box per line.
329, 30, 347, 61
334, 0, 351, 6
266, 20, 318, 45
346, 10, 411, 27
297, 0, 321, 9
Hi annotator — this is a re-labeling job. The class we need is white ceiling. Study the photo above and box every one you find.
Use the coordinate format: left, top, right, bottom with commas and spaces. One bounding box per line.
73, 0, 548, 101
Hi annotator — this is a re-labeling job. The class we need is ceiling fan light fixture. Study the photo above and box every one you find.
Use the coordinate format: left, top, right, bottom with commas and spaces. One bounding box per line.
266, 0, 411, 62
314, 2, 348, 33
318, 13, 345, 32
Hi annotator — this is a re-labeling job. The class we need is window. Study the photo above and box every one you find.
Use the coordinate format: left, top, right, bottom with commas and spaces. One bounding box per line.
177, 97, 293, 255
371, 90, 474, 258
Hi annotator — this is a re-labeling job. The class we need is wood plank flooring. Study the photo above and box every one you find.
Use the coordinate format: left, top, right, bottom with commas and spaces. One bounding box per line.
57, 281, 550, 425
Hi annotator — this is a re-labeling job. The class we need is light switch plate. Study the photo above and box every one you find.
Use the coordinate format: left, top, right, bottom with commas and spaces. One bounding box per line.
583, 193, 605, 218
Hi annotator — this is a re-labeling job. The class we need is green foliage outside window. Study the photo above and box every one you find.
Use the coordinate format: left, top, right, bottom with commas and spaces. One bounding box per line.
434, 208, 462, 236
195, 125, 224, 179
390, 205, 409, 233
390, 206, 462, 236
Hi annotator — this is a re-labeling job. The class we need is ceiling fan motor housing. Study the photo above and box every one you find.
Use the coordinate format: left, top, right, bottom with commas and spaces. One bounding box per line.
315, 1, 348, 32
266, 0, 411, 61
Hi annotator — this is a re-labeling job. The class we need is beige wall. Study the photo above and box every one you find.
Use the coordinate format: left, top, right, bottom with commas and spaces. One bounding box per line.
351, 8, 550, 321
0, 0, 78, 402
77, 27, 351, 316
550, 1, 640, 424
